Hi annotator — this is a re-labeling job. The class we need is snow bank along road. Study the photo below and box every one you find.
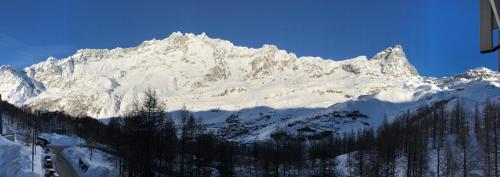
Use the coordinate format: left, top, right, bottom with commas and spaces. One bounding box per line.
0, 135, 43, 177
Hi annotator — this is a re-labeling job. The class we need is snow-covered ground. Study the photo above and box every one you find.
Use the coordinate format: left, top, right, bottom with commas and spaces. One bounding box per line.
62, 146, 119, 177
336, 153, 350, 176
0, 136, 44, 177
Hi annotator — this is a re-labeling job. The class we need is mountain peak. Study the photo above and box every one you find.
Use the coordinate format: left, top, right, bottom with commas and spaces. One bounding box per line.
0, 65, 15, 72
371, 45, 419, 77
455, 67, 499, 80
166, 32, 210, 41
46, 56, 57, 62
0, 64, 44, 105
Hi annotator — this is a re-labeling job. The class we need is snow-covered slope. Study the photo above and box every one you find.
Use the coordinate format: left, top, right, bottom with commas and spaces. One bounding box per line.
63, 147, 119, 177
0, 65, 44, 105
1, 32, 422, 117
271, 67, 500, 140
0, 32, 499, 141
0, 136, 44, 177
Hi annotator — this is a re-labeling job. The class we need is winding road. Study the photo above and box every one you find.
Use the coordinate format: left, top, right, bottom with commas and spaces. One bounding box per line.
50, 145, 79, 177
3, 133, 80, 177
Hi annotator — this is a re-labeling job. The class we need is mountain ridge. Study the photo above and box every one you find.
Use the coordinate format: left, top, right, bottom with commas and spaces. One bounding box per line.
0, 32, 498, 141
2, 32, 422, 116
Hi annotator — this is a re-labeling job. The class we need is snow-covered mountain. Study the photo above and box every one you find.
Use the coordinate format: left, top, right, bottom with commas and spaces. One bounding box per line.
0, 32, 499, 141
0, 65, 44, 105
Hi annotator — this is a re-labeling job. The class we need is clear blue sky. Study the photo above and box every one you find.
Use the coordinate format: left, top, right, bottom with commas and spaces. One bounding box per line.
0, 0, 497, 77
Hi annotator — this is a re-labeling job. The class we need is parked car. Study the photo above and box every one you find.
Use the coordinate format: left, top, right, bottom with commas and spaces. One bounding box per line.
44, 159, 53, 169
37, 137, 50, 147
44, 169, 58, 177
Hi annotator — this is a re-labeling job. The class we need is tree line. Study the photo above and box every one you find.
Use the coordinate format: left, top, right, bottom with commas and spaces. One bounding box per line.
2, 91, 500, 177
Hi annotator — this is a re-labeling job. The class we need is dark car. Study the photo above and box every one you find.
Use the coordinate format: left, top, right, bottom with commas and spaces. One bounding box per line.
44, 159, 53, 169
44, 169, 58, 177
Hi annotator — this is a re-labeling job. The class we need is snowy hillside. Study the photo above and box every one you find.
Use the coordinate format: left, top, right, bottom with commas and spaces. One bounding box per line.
0, 32, 499, 141
0, 66, 44, 105
0, 136, 44, 177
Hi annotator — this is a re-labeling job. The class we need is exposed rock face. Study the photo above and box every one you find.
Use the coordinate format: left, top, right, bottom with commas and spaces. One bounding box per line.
0, 65, 44, 104
454, 67, 499, 80
371, 45, 419, 76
